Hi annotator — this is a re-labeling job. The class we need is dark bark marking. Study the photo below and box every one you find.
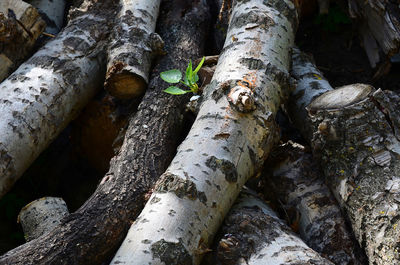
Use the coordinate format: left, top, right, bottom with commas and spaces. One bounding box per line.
230, 10, 274, 30
151, 238, 192, 265
155, 173, 207, 205
263, 0, 298, 32
239, 58, 265, 70
205, 156, 238, 183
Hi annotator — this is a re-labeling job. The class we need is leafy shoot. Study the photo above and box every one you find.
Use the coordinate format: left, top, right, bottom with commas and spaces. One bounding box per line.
160, 57, 205, 95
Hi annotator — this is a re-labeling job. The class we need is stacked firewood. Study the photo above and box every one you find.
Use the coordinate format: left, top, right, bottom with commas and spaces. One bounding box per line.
0, 0, 400, 264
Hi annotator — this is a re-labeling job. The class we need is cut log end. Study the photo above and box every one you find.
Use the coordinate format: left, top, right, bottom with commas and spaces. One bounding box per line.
308, 83, 373, 111
105, 71, 147, 99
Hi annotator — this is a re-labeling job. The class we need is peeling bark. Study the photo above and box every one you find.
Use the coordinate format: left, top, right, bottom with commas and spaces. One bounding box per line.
105, 0, 162, 99
0, 0, 46, 82
110, 0, 298, 264
289, 48, 400, 264
18, 197, 69, 242
348, 0, 400, 68
205, 188, 334, 265
0, 0, 210, 264
261, 141, 365, 265
0, 0, 114, 199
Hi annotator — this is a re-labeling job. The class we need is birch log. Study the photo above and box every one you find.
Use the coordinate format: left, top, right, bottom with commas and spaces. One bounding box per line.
261, 141, 365, 265
27, 0, 66, 34
0, 0, 46, 82
18, 197, 69, 242
105, 0, 162, 99
289, 48, 400, 264
348, 0, 400, 68
0, 0, 210, 264
206, 188, 334, 265
0, 0, 115, 199
110, 0, 298, 264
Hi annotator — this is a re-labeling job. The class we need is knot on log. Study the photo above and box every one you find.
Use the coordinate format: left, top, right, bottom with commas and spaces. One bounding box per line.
228, 85, 256, 113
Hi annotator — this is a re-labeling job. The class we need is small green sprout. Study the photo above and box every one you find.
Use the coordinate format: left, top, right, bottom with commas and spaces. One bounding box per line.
160, 57, 205, 95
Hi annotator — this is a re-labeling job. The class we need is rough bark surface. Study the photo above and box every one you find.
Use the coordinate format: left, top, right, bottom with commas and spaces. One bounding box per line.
110, 0, 298, 264
27, 0, 66, 34
0, 0, 210, 264
288, 47, 332, 140
289, 48, 400, 264
348, 0, 400, 67
0, 0, 46, 82
105, 0, 162, 99
0, 0, 114, 199
18, 197, 69, 242
261, 141, 365, 265
206, 188, 334, 265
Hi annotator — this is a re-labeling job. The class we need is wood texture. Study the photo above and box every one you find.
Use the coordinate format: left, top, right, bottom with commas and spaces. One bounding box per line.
110, 0, 298, 264
105, 0, 162, 99
206, 188, 334, 265
0, 0, 210, 263
0, 0, 46, 82
0, 0, 113, 199
289, 48, 400, 264
261, 142, 365, 265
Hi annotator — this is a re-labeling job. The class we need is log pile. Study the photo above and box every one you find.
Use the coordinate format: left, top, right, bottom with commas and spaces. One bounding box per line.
1, 0, 400, 264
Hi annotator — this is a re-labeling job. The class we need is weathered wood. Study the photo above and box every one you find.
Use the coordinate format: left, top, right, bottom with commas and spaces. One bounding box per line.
18, 197, 69, 242
110, 0, 298, 264
0, 0, 114, 199
205, 188, 334, 265
0, 0, 210, 263
261, 141, 366, 265
27, 0, 66, 34
105, 0, 162, 99
348, 0, 400, 68
289, 48, 400, 264
0, 0, 46, 82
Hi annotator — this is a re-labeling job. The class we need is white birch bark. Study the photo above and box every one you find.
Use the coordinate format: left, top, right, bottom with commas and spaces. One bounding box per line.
27, 0, 66, 34
208, 188, 334, 265
18, 197, 69, 242
110, 0, 298, 264
0, 0, 46, 82
288, 47, 333, 140
105, 0, 162, 99
0, 0, 115, 199
289, 48, 400, 264
262, 141, 365, 265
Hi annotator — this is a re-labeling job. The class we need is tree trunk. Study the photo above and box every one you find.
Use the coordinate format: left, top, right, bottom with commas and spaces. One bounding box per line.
204, 188, 334, 265
0, 0, 210, 264
261, 141, 366, 265
348, 0, 400, 68
289, 48, 400, 264
105, 0, 162, 99
0, 0, 46, 82
0, 0, 114, 199
110, 0, 298, 264
18, 197, 69, 242
27, 0, 66, 34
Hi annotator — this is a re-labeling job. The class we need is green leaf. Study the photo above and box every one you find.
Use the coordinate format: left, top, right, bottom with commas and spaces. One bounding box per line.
185, 60, 193, 84
160, 69, 182, 84
164, 86, 190, 95
193, 56, 205, 74
194, 73, 199, 83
